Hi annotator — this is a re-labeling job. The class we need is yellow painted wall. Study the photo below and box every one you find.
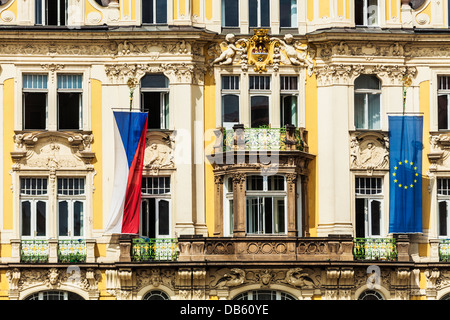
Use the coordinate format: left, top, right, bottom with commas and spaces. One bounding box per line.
91, 79, 103, 231
305, 74, 318, 236
205, 0, 213, 20
192, 0, 201, 18
386, 0, 398, 21
3, 79, 14, 231
204, 45, 216, 237
0, 271, 9, 299
2, 0, 17, 23
319, 0, 330, 19
420, 81, 430, 256
307, 0, 314, 21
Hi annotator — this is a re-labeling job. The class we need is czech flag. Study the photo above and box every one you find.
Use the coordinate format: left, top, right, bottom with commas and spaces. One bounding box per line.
105, 111, 148, 234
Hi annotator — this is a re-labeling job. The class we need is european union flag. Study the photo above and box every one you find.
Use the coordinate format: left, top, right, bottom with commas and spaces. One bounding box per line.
389, 115, 423, 234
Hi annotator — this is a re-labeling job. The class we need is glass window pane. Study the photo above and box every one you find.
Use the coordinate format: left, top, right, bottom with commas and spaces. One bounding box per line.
251, 96, 269, 128
59, 201, 68, 236
276, 198, 285, 234
222, 0, 239, 27
367, 0, 378, 26
249, 0, 257, 27
264, 197, 273, 233
281, 95, 297, 126
355, 75, 380, 90
355, 198, 366, 238
36, 201, 46, 236
21, 201, 31, 236
58, 92, 81, 130
156, 0, 167, 23
368, 94, 381, 130
158, 200, 170, 236
23, 92, 47, 130
142, 0, 154, 23
222, 95, 240, 123
438, 95, 448, 130
73, 201, 83, 237
260, 0, 270, 27
246, 176, 263, 190
354, 93, 366, 129
141, 74, 168, 88
370, 200, 381, 236
439, 201, 448, 237
141, 199, 149, 237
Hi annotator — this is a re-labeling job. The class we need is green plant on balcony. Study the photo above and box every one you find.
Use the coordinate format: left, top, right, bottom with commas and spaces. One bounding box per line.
20, 240, 49, 263
58, 239, 86, 263
131, 238, 178, 262
439, 239, 450, 262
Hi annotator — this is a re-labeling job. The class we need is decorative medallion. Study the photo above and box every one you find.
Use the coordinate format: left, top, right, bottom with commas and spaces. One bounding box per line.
248, 29, 277, 73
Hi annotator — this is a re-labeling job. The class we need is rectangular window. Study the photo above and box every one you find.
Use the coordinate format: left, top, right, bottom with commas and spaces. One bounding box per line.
222, 76, 240, 129
141, 177, 171, 238
437, 178, 450, 237
36, 0, 67, 26
249, 0, 270, 28
280, 76, 298, 126
245, 175, 286, 235
355, 0, 378, 27
20, 178, 48, 237
142, 0, 167, 24
57, 74, 83, 130
23, 74, 48, 130
57, 178, 85, 238
280, 0, 297, 28
354, 75, 381, 130
141, 74, 170, 129
222, 0, 239, 27
438, 76, 450, 130
355, 177, 383, 238
250, 76, 270, 128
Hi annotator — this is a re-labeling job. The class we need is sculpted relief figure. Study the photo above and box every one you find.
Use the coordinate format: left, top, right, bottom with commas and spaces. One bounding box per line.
212, 34, 245, 66
274, 34, 314, 75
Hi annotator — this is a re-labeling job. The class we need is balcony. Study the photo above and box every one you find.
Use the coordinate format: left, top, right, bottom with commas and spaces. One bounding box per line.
439, 239, 450, 262
217, 125, 308, 153
131, 238, 178, 262
13, 239, 94, 263
353, 238, 397, 261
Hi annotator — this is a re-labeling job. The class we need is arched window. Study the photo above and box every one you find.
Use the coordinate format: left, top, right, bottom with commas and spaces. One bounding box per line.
233, 290, 296, 300
25, 290, 84, 300
143, 290, 170, 300
141, 74, 169, 130
357, 290, 384, 300
354, 74, 381, 130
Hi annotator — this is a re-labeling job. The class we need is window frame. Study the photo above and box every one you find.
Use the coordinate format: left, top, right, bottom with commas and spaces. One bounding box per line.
437, 75, 450, 131
57, 177, 86, 239
140, 176, 172, 239
249, 75, 271, 128
354, 74, 382, 130
280, 75, 299, 127
57, 74, 83, 131
279, 0, 297, 28
221, 75, 241, 129
245, 175, 287, 235
35, 0, 68, 26
141, 0, 168, 25
437, 178, 450, 238
248, 0, 270, 28
140, 74, 170, 130
221, 0, 240, 28
22, 74, 49, 131
20, 177, 49, 239
355, 0, 379, 27
354, 177, 384, 238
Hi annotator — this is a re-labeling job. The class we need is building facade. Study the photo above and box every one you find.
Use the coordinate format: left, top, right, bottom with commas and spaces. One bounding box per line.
0, 0, 450, 301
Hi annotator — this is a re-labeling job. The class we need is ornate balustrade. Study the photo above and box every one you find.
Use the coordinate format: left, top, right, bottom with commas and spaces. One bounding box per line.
439, 239, 450, 262
176, 235, 354, 262
217, 124, 307, 153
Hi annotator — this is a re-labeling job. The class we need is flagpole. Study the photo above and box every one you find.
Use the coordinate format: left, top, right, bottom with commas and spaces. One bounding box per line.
127, 77, 138, 112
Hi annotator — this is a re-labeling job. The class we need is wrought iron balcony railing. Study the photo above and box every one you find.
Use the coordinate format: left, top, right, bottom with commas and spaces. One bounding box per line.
20, 239, 87, 263
58, 239, 87, 263
353, 238, 397, 261
21, 240, 49, 263
131, 238, 178, 262
220, 125, 307, 152
439, 239, 450, 262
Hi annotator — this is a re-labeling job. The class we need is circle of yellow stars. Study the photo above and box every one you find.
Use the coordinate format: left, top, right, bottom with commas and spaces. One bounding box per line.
392, 159, 419, 190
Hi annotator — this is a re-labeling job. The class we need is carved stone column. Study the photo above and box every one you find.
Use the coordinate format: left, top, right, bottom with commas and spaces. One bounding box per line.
286, 173, 298, 237
301, 176, 310, 237
214, 175, 224, 236
232, 172, 246, 237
